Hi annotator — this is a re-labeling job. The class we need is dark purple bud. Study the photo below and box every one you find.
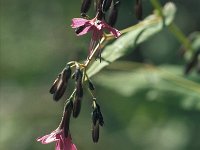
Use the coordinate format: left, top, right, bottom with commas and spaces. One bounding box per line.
92, 109, 98, 125
108, 1, 120, 27
49, 74, 61, 94
92, 120, 100, 143
63, 100, 73, 137
74, 67, 81, 81
72, 96, 82, 118
65, 65, 72, 81
92, 102, 104, 126
96, 104, 104, 126
95, 0, 104, 11
102, 0, 112, 13
52, 68, 69, 101
76, 70, 83, 98
96, 10, 105, 20
135, 0, 143, 20
53, 81, 67, 101
81, 0, 92, 14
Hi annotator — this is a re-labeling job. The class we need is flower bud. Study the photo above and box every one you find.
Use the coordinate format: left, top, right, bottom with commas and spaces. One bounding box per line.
52, 68, 68, 101
49, 74, 61, 94
81, 0, 92, 14
108, 1, 120, 27
74, 67, 81, 81
91, 101, 104, 142
102, 0, 112, 13
92, 120, 99, 143
63, 100, 73, 137
73, 96, 82, 118
95, 0, 104, 11
65, 65, 72, 81
53, 81, 67, 101
96, 104, 104, 126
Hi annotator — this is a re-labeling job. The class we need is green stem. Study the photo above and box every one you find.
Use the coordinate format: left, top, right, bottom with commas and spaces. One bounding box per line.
168, 23, 192, 51
150, 0, 192, 51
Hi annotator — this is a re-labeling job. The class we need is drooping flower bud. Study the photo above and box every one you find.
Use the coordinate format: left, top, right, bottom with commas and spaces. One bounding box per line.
53, 69, 67, 101
65, 65, 72, 81
81, 0, 92, 16
95, 0, 104, 11
76, 71, 83, 98
52, 65, 72, 101
107, 1, 120, 27
91, 101, 104, 143
49, 74, 61, 94
73, 69, 83, 118
102, 0, 112, 13
72, 96, 82, 118
63, 100, 73, 137
92, 120, 99, 143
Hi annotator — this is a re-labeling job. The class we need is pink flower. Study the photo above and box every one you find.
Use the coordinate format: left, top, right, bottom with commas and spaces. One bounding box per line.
71, 15, 121, 54
37, 128, 77, 150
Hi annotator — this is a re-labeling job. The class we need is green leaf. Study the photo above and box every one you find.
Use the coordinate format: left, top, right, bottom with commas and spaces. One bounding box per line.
87, 2, 176, 77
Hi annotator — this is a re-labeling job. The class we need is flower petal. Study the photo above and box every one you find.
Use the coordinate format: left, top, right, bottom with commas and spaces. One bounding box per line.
102, 21, 121, 38
109, 27, 121, 38
63, 136, 77, 150
37, 130, 60, 144
71, 18, 88, 28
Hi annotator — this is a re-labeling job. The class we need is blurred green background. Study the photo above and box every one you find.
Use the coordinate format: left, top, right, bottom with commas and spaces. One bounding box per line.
0, 0, 200, 150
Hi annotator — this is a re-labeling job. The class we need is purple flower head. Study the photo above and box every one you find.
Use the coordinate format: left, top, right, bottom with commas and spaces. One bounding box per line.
37, 128, 77, 150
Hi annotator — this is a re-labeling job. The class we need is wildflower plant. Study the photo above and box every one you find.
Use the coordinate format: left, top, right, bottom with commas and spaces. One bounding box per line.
37, 0, 200, 149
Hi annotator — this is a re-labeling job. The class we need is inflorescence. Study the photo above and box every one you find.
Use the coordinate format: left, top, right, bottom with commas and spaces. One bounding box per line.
37, 0, 144, 149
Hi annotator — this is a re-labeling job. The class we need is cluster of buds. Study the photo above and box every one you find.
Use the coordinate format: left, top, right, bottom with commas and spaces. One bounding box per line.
50, 61, 104, 139
37, 61, 104, 149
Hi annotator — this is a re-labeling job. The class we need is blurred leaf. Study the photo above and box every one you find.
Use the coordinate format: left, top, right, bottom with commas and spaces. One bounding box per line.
94, 62, 200, 110
87, 2, 176, 77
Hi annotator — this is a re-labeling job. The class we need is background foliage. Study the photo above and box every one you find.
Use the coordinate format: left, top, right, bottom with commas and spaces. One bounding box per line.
0, 0, 200, 150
